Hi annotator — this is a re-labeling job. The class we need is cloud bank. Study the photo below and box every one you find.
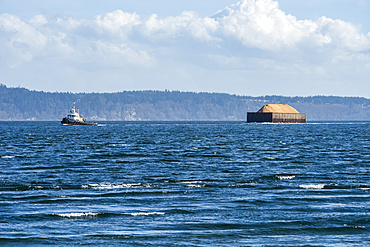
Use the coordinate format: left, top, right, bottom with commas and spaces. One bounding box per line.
1, 0, 369, 96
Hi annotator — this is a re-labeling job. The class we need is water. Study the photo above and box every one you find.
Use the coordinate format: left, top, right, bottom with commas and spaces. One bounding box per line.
0, 121, 369, 246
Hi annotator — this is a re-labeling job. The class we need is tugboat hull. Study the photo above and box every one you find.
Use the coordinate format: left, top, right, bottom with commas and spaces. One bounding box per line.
61, 117, 98, 126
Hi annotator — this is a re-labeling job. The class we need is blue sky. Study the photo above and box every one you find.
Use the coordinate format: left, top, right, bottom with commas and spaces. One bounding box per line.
1, 0, 369, 97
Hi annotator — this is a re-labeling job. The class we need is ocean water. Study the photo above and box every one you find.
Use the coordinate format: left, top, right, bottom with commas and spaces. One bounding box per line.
0, 121, 369, 246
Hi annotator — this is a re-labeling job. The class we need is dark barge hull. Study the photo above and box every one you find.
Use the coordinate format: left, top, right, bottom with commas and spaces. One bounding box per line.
247, 113, 306, 123
61, 118, 98, 126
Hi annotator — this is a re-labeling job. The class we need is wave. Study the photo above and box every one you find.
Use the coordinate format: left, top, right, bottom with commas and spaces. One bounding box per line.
86, 183, 143, 189
179, 181, 206, 187
1, 155, 15, 159
276, 175, 296, 180
358, 186, 370, 191
180, 180, 204, 184
123, 212, 165, 216
109, 144, 131, 147
359, 188, 370, 191
54, 212, 102, 218
186, 184, 206, 188
299, 184, 326, 190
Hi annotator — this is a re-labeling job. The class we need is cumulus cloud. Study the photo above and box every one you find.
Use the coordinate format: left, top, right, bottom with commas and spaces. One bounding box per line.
214, 0, 370, 53
94, 41, 153, 67
29, 15, 48, 26
0, 14, 48, 67
143, 11, 219, 42
315, 17, 370, 52
96, 10, 140, 35
0, 0, 369, 95
215, 0, 311, 49
1, 0, 369, 66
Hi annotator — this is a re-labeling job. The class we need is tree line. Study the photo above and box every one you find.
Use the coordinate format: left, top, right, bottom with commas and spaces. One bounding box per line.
0, 84, 369, 121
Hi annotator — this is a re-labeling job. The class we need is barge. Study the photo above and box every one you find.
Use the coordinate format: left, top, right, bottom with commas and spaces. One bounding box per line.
247, 104, 306, 123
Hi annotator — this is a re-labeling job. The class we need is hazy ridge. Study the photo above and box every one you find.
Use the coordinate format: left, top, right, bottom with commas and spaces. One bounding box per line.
1, 84, 369, 121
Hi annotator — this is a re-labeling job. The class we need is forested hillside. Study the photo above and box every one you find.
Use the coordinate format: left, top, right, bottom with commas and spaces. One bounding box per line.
1, 84, 369, 121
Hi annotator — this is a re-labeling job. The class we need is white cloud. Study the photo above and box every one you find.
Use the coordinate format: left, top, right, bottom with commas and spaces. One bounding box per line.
29, 15, 48, 27
0, 0, 369, 96
315, 17, 370, 52
96, 10, 141, 35
56, 17, 83, 31
0, 14, 48, 67
94, 41, 153, 67
143, 12, 219, 42
214, 0, 370, 53
215, 0, 311, 50
1, 0, 369, 67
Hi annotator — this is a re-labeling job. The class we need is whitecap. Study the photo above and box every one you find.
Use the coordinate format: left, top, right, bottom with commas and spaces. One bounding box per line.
181, 181, 203, 184
180, 181, 205, 187
277, 175, 296, 180
123, 212, 165, 216
1, 156, 15, 159
344, 224, 366, 229
56, 212, 100, 218
187, 184, 205, 188
243, 182, 258, 186
88, 183, 142, 189
299, 184, 325, 189
359, 187, 370, 191
109, 144, 131, 147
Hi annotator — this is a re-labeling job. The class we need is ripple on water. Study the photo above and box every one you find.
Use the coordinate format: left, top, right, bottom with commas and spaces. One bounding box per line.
0, 121, 369, 246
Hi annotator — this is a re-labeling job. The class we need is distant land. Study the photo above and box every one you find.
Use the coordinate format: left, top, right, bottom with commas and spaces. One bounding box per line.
0, 84, 369, 121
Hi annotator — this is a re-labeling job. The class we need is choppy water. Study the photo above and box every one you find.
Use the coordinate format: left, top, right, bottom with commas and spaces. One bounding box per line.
0, 121, 369, 246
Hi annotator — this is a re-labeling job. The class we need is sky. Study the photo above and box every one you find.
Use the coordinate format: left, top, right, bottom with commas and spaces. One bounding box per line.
1, 0, 370, 97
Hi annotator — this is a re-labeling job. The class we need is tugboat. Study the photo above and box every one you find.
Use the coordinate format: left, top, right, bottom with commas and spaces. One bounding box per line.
61, 102, 98, 126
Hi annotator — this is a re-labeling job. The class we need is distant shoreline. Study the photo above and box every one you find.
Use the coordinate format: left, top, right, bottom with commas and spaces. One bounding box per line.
1, 84, 369, 121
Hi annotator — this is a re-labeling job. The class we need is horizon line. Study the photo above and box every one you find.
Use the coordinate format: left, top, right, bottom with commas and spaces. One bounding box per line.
1, 83, 369, 100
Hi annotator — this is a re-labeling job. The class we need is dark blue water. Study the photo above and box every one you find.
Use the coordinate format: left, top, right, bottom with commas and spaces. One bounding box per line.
0, 121, 369, 246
